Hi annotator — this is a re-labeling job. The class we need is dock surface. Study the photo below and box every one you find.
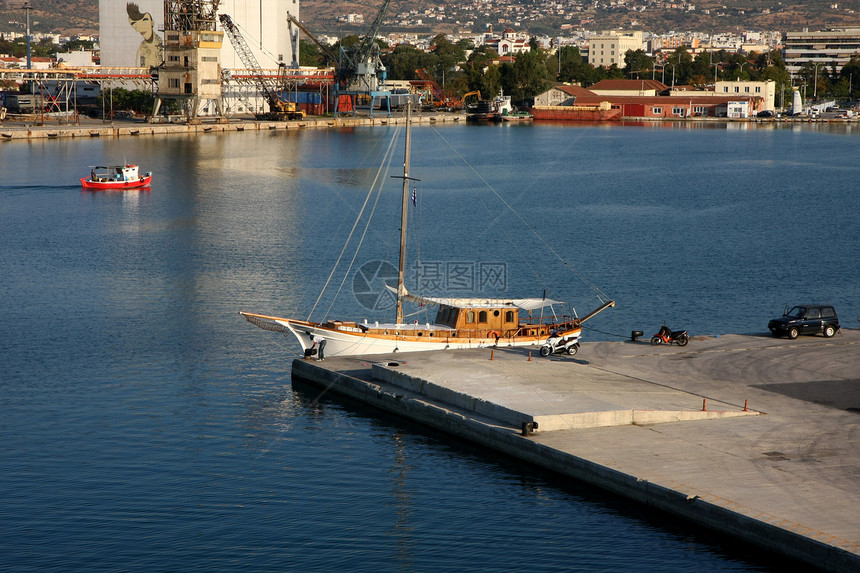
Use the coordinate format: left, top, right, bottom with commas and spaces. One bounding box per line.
293, 330, 860, 572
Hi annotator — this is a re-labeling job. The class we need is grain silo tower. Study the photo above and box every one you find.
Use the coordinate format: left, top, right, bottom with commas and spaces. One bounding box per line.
150, 0, 224, 122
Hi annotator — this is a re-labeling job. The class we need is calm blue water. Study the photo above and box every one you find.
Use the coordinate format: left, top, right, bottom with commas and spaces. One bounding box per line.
2, 121, 857, 571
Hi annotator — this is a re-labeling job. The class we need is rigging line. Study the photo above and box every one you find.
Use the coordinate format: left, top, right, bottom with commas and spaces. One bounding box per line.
231, 17, 280, 66
286, 127, 394, 319
462, 165, 549, 291
581, 324, 631, 339
282, 172, 363, 317
405, 189, 433, 323
308, 126, 402, 321
429, 126, 612, 303
430, 127, 549, 293
288, 132, 391, 317
324, 130, 401, 320
426, 127, 549, 291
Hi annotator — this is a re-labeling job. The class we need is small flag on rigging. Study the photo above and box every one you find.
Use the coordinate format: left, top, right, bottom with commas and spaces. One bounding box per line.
411, 186, 417, 206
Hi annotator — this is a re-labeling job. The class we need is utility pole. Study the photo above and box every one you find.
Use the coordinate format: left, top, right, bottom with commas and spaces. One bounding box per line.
24, 1, 32, 70
813, 62, 822, 101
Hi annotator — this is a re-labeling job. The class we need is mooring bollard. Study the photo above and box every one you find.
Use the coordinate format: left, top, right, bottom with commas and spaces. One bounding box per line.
631, 330, 644, 342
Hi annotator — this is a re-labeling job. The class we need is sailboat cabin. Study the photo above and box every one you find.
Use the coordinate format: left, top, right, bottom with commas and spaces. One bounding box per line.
434, 303, 518, 334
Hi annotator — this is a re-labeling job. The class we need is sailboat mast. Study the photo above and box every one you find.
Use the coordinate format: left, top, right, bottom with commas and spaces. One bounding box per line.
396, 100, 413, 325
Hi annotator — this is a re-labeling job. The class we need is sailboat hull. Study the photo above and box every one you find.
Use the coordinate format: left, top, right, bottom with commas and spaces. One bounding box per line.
240, 313, 579, 358
239, 101, 611, 360
283, 320, 570, 357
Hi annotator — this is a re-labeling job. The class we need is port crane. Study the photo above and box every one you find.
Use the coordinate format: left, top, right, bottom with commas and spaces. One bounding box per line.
343, 0, 391, 92
286, 12, 339, 74
218, 13, 305, 120
290, 1, 390, 93
414, 68, 462, 111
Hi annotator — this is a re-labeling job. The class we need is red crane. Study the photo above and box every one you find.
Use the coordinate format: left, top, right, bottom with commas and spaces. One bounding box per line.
414, 68, 462, 111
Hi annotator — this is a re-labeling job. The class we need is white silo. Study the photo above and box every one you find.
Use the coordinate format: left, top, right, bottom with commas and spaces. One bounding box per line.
791, 87, 803, 114
99, 0, 296, 70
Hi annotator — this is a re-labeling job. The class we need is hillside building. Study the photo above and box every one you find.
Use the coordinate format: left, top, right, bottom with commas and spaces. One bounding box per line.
783, 27, 860, 76
587, 31, 644, 68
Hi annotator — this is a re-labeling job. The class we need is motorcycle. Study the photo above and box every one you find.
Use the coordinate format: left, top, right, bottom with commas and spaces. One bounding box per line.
539, 330, 581, 357
650, 325, 689, 346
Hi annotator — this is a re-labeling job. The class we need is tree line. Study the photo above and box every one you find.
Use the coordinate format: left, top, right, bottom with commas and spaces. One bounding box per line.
301, 34, 860, 106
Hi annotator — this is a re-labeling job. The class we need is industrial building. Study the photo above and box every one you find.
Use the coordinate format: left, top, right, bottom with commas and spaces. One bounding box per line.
99, 0, 297, 74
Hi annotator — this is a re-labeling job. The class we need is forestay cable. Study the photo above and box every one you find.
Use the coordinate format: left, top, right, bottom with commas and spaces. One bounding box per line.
429, 126, 612, 303
307, 126, 401, 320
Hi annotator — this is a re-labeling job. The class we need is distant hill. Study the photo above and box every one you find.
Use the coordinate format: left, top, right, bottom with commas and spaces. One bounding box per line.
0, 0, 98, 35
300, 0, 860, 37
1, 0, 858, 38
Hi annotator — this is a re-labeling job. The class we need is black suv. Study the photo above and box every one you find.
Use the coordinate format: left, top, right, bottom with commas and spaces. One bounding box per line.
768, 305, 840, 339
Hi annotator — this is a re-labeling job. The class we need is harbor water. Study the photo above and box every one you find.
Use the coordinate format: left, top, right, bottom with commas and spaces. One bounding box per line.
2, 120, 858, 571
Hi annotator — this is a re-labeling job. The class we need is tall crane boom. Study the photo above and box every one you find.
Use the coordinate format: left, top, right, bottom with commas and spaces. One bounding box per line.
357, 0, 391, 64
286, 12, 338, 65
219, 13, 304, 120
219, 13, 274, 104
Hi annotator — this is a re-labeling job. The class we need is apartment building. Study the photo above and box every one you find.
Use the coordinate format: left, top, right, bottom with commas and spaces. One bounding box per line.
587, 31, 644, 68
783, 27, 860, 76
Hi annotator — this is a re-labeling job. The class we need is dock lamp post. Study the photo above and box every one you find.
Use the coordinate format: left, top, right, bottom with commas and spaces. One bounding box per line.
23, 1, 32, 70
709, 52, 718, 85
813, 62, 823, 101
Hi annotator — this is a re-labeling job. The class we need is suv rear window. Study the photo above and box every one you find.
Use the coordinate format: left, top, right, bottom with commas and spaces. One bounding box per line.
821, 307, 836, 318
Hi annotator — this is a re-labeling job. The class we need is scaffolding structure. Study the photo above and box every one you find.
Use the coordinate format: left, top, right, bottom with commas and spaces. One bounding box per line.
0, 66, 337, 122
151, 0, 224, 122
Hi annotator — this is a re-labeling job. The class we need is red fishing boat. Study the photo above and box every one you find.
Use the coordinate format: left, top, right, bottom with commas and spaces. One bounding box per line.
81, 164, 152, 190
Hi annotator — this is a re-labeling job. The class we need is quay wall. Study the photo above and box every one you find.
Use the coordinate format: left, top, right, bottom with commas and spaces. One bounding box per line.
0, 114, 463, 141
292, 357, 859, 573
2, 112, 856, 141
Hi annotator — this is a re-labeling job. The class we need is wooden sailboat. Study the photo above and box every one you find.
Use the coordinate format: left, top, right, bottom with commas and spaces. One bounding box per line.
240, 102, 613, 357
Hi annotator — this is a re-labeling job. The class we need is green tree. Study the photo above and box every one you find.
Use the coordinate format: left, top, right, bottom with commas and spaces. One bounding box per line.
840, 56, 860, 100
691, 52, 715, 84
429, 34, 465, 88
464, 59, 501, 98
97, 88, 154, 115
725, 52, 752, 81
500, 49, 550, 103
549, 46, 581, 80
556, 47, 603, 86
623, 49, 654, 79
298, 39, 322, 67
62, 38, 96, 52
665, 47, 694, 86
385, 44, 434, 81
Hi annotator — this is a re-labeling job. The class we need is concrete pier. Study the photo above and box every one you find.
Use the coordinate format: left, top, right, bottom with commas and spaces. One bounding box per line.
0, 113, 463, 141
292, 329, 860, 572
